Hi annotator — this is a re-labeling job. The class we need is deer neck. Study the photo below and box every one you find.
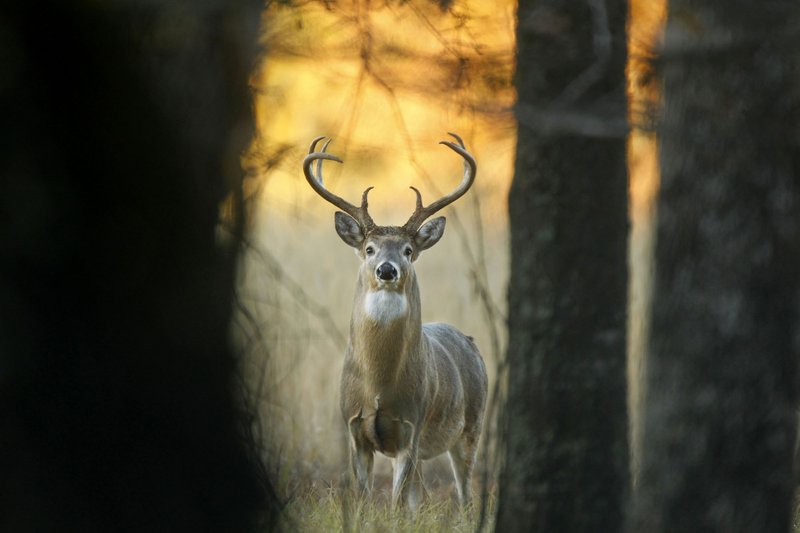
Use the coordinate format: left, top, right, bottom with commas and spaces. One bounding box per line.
350, 272, 422, 388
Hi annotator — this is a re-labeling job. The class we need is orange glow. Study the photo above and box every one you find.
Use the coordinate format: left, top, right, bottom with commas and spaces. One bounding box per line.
628, 0, 666, 221
251, 1, 516, 225
253, 1, 664, 226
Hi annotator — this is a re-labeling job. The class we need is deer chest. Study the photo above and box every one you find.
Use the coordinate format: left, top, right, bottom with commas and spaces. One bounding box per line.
348, 403, 415, 457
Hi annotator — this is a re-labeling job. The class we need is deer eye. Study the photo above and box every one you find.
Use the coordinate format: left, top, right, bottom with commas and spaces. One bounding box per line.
365, 246, 375, 256
404, 247, 413, 257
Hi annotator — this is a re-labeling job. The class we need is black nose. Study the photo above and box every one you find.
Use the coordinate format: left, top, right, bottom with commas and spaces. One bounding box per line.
376, 262, 398, 281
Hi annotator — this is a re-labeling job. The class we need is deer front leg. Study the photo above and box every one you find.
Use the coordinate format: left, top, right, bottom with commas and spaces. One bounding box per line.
350, 445, 374, 494
348, 409, 374, 494
391, 449, 416, 511
391, 419, 420, 512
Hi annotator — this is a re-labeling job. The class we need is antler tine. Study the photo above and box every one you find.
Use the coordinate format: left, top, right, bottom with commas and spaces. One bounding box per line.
402, 133, 477, 232
409, 186, 423, 211
302, 137, 376, 231
307, 135, 326, 158
314, 137, 333, 184
447, 131, 466, 149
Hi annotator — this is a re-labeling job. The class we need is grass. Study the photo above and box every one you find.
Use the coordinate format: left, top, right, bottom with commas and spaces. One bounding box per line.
794, 494, 800, 533
279, 482, 496, 533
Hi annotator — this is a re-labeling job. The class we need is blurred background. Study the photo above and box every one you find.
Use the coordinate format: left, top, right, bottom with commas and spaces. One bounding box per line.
239, 0, 515, 497
237, 0, 663, 503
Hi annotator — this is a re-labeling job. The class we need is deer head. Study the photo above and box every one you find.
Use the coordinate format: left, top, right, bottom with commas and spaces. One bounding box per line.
302, 133, 477, 295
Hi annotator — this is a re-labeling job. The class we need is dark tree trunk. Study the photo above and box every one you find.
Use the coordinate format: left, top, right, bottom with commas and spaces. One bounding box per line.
498, 1, 629, 531
631, 2, 800, 531
0, 2, 276, 531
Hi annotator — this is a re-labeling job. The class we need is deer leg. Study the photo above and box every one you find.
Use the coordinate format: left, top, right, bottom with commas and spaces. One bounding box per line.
404, 460, 425, 512
391, 451, 412, 510
390, 418, 420, 512
348, 410, 374, 494
350, 445, 374, 494
448, 434, 478, 507
392, 450, 422, 513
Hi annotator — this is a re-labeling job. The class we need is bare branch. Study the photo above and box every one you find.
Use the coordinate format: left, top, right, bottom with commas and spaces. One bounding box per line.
516, 102, 629, 139
554, 0, 612, 107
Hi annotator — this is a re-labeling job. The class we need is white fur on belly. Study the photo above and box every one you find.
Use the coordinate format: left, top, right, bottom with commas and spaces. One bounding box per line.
364, 290, 407, 324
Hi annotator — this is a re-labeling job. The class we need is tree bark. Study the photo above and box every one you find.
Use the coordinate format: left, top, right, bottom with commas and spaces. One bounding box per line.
497, 1, 629, 531
631, 2, 800, 531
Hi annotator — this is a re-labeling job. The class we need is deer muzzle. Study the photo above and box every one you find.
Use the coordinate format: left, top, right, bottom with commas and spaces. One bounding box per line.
376, 262, 399, 282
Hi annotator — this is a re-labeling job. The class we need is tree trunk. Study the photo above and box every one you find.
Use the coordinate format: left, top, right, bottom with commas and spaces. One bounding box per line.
497, 1, 629, 530
0, 2, 276, 531
631, 2, 800, 531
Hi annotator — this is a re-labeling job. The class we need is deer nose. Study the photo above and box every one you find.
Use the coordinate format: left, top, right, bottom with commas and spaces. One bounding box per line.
376, 262, 398, 281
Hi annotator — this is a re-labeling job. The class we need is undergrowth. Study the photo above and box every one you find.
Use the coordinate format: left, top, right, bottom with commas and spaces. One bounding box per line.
279, 483, 496, 533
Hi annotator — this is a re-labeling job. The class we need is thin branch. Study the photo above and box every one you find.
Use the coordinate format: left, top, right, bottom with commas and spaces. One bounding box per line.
241, 237, 349, 353
233, 292, 273, 401
516, 102, 629, 139
554, 0, 612, 107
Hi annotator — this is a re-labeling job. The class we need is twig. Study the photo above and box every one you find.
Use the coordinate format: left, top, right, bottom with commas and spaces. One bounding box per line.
241, 236, 349, 353
553, 0, 612, 107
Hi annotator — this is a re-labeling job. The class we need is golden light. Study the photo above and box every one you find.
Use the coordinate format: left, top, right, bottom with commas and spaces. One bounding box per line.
251, 0, 516, 225
628, 0, 666, 220
250, 0, 663, 224
244, 0, 666, 490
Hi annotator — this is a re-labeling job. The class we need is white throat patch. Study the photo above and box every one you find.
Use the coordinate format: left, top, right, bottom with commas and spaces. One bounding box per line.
364, 290, 407, 324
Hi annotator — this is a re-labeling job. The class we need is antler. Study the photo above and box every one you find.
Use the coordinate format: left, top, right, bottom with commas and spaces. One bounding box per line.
303, 136, 376, 231
402, 132, 477, 232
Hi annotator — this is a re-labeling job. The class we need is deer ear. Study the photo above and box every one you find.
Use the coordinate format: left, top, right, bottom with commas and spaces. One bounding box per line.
335, 211, 365, 248
414, 216, 446, 251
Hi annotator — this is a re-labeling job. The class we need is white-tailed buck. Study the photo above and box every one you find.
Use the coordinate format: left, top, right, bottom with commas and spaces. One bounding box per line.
303, 133, 488, 511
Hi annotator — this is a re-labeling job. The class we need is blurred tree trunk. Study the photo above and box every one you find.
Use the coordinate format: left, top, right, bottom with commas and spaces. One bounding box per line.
631, 2, 800, 532
0, 2, 276, 531
497, 1, 629, 531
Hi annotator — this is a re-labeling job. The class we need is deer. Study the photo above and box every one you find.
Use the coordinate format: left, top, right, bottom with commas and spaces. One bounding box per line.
302, 133, 488, 512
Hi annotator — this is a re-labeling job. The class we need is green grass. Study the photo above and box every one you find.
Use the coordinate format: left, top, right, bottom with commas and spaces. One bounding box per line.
279, 483, 496, 532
